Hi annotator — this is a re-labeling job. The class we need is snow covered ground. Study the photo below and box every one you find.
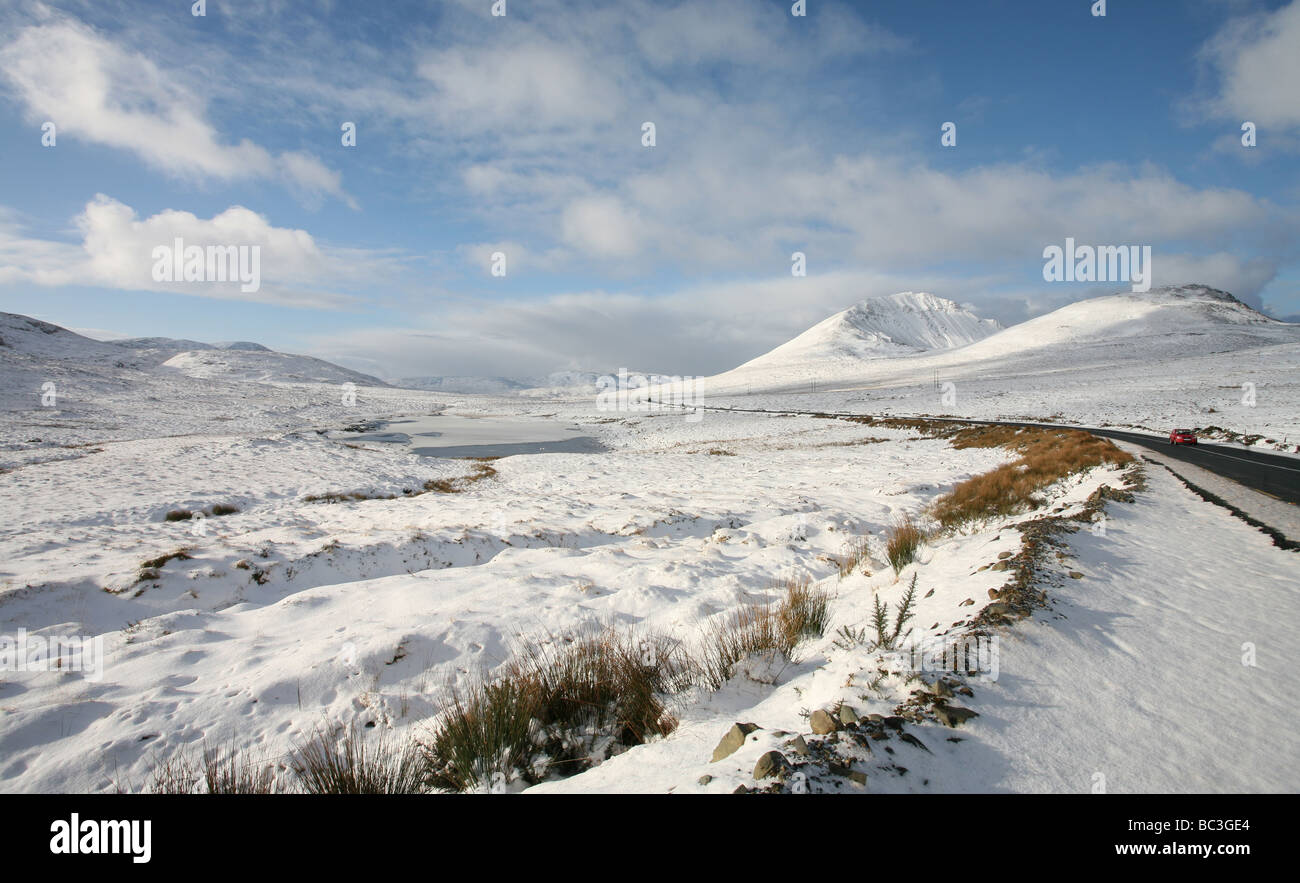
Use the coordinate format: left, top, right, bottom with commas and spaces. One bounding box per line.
652, 286, 1300, 450
1, 287, 1295, 794
1, 386, 1294, 793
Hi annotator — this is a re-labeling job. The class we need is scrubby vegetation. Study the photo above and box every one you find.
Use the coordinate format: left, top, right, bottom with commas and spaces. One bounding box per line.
146, 744, 276, 794
931, 426, 1133, 529
421, 628, 693, 791
292, 725, 425, 794
695, 577, 833, 691
834, 535, 872, 578
884, 515, 923, 572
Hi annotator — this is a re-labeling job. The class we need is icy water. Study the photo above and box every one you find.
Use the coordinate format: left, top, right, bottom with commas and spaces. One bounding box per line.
329, 414, 605, 458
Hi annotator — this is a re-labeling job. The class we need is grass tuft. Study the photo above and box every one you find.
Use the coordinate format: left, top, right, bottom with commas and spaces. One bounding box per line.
695, 576, 832, 691
292, 725, 426, 794
885, 516, 923, 572
421, 627, 691, 792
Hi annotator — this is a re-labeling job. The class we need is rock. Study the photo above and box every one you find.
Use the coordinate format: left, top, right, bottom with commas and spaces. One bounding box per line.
883, 716, 906, 731
956, 686, 974, 697
785, 735, 810, 756
899, 732, 930, 752
810, 709, 838, 734
987, 588, 1001, 599
959, 598, 974, 607
977, 564, 989, 571
997, 551, 1013, 560
934, 705, 980, 728
838, 704, 859, 725
848, 770, 868, 785
733, 785, 750, 794
990, 561, 1009, 572
697, 774, 713, 785
711, 722, 761, 762
753, 750, 791, 780
928, 679, 953, 698
1068, 571, 1084, 579
984, 602, 1009, 617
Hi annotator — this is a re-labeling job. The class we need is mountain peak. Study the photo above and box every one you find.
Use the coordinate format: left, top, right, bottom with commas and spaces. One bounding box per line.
740, 291, 1001, 369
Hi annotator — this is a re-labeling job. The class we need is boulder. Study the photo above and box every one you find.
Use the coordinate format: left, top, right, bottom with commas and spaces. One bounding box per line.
753, 751, 791, 780
810, 709, 838, 734
934, 705, 979, 728
711, 722, 761, 762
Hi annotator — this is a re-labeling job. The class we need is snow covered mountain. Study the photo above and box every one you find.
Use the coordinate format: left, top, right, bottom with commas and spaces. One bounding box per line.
738, 291, 1001, 370
690, 285, 1299, 396
0, 312, 386, 387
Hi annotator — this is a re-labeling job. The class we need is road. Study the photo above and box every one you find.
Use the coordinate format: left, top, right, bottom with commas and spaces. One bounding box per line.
661, 400, 1300, 505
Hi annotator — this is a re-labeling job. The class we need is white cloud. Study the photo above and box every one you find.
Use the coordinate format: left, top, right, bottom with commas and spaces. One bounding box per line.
0, 17, 353, 204
0, 196, 401, 307
1198, 0, 1300, 129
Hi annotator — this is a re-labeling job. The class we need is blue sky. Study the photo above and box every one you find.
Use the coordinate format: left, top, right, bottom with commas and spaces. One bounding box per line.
0, 0, 1296, 380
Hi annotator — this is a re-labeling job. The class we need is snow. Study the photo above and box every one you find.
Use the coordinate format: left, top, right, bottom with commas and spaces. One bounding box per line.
651, 285, 1300, 449
1, 290, 1295, 794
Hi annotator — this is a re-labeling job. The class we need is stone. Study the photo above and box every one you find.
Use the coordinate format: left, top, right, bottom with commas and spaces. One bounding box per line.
810, 709, 838, 734
711, 722, 761, 762
933, 705, 980, 728
929, 679, 953, 698
883, 716, 906, 731
987, 588, 1001, 599
997, 551, 1013, 560
1068, 571, 1084, 579
990, 561, 1009, 572
899, 732, 930, 753
838, 704, 859, 725
785, 735, 810, 756
959, 598, 974, 606
753, 750, 791, 780
848, 770, 868, 785
698, 774, 713, 785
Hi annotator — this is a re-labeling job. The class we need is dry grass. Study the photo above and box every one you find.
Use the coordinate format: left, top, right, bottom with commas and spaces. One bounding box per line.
423, 459, 499, 494
292, 725, 425, 794
421, 628, 691, 792
932, 427, 1133, 530
885, 515, 923, 572
306, 460, 499, 503
834, 535, 872, 578
695, 577, 832, 690
147, 743, 277, 794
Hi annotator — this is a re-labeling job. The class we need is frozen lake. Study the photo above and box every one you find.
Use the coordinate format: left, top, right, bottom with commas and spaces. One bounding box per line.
328, 413, 605, 458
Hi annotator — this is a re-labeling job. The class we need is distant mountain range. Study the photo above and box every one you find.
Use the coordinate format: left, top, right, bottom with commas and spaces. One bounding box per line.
680, 284, 1299, 396
0, 313, 386, 387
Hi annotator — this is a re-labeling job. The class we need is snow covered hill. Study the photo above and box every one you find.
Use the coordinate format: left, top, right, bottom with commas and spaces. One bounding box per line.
0, 311, 386, 387
638, 284, 1300, 448
737, 291, 1001, 371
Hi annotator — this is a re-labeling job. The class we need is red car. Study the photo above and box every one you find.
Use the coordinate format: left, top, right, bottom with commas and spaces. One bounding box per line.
1169, 428, 1197, 445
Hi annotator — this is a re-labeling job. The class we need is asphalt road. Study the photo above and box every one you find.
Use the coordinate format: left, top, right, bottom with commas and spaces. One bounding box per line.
661, 401, 1300, 505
